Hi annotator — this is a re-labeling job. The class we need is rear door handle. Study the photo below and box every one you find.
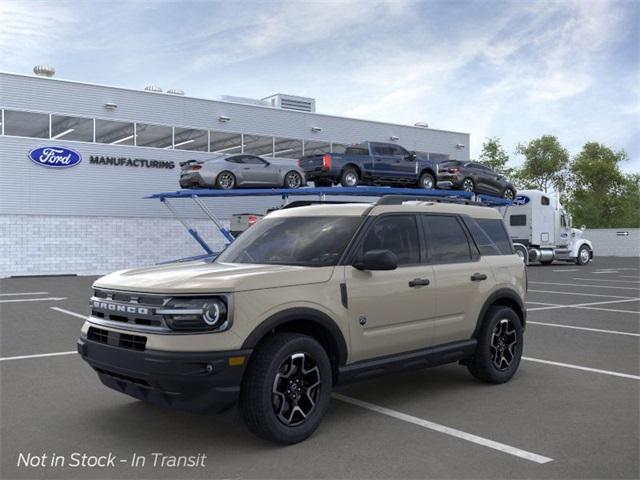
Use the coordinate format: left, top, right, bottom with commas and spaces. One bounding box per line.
409, 278, 430, 287
471, 273, 487, 282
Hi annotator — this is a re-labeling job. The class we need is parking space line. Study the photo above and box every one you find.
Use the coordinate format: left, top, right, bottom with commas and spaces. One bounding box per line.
529, 289, 638, 299
523, 357, 640, 380
51, 306, 87, 320
0, 351, 76, 362
526, 302, 560, 306
572, 278, 640, 284
574, 306, 640, 315
0, 296, 67, 304
621, 275, 640, 279
530, 281, 640, 291
332, 393, 553, 464
528, 321, 640, 337
552, 269, 578, 272
0, 291, 49, 296
527, 298, 640, 312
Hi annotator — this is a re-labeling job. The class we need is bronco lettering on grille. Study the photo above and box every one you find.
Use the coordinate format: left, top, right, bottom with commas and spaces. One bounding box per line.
92, 301, 149, 315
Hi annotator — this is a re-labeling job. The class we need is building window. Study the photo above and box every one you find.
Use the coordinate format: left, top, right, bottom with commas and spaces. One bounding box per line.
303, 141, 331, 155
51, 114, 93, 142
273, 137, 303, 159
3, 110, 49, 138
210, 131, 243, 154
244, 134, 274, 156
135, 123, 173, 148
95, 119, 135, 145
173, 127, 208, 151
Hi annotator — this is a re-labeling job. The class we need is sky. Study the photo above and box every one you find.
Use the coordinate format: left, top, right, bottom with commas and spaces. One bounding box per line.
1, 0, 638, 172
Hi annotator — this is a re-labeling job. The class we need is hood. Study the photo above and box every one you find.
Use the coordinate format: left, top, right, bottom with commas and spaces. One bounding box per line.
93, 260, 334, 294
571, 228, 584, 240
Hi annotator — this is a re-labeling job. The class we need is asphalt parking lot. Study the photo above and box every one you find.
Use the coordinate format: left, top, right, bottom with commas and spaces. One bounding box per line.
1, 256, 638, 479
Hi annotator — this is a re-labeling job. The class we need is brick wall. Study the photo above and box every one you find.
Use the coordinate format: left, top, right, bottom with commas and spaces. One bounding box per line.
0, 215, 229, 277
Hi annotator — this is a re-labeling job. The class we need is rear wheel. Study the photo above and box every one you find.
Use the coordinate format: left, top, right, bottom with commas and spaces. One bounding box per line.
216, 171, 236, 189
462, 177, 475, 192
418, 172, 436, 190
284, 171, 303, 189
340, 168, 359, 187
240, 333, 332, 444
576, 245, 591, 265
503, 188, 516, 200
467, 306, 523, 384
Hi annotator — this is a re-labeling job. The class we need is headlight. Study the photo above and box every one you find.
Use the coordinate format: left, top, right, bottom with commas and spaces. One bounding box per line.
159, 297, 230, 332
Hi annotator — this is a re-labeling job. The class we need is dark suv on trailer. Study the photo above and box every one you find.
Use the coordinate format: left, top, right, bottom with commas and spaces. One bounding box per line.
437, 160, 516, 200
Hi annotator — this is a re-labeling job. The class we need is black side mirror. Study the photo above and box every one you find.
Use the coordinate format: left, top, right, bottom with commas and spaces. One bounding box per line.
407, 151, 417, 161
353, 249, 398, 271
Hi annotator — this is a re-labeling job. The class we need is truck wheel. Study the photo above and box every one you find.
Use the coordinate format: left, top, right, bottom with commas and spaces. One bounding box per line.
576, 245, 591, 265
240, 333, 332, 444
418, 172, 435, 190
467, 306, 523, 384
462, 178, 475, 192
216, 171, 236, 189
340, 168, 359, 187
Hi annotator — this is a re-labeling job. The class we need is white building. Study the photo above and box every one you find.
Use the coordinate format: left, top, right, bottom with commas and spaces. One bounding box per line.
0, 70, 470, 277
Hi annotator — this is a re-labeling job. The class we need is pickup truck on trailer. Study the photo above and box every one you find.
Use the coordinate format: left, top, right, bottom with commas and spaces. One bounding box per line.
298, 141, 439, 189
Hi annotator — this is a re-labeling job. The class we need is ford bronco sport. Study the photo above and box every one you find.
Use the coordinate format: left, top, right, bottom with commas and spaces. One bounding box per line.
77, 196, 526, 444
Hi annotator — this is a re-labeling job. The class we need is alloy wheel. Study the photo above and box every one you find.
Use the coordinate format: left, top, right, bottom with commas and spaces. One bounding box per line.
580, 247, 590, 264
421, 175, 434, 189
344, 172, 358, 187
462, 179, 474, 192
272, 352, 321, 426
504, 189, 515, 200
490, 319, 518, 371
218, 172, 235, 189
286, 172, 302, 189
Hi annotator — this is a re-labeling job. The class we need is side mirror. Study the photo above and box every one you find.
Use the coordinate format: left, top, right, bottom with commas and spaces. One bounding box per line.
353, 249, 398, 271
264, 161, 270, 167
407, 151, 417, 161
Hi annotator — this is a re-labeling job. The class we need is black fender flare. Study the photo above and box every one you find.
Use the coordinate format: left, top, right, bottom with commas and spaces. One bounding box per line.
241, 307, 348, 366
472, 288, 526, 338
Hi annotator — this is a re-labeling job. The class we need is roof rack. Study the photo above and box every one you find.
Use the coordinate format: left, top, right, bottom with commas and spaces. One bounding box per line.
375, 194, 482, 206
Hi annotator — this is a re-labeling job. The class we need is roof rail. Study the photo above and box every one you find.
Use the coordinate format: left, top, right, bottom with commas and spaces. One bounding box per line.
375, 194, 482, 206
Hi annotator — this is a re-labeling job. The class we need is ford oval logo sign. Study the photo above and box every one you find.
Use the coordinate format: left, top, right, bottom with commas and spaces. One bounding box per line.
28, 146, 82, 168
513, 195, 530, 206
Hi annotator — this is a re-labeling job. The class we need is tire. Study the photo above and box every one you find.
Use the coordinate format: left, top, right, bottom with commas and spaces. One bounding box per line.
418, 172, 436, 190
284, 171, 303, 189
340, 168, 359, 187
576, 245, 591, 265
540, 260, 553, 265
462, 177, 475, 192
503, 188, 516, 200
467, 306, 523, 384
216, 171, 236, 189
240, 333, 332, 444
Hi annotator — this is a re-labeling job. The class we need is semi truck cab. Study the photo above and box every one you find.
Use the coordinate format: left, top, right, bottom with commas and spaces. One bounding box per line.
502, 190, 593, 265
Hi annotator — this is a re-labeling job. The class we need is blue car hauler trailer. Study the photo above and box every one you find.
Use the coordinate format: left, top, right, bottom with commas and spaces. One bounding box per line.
147, 187, 512, 260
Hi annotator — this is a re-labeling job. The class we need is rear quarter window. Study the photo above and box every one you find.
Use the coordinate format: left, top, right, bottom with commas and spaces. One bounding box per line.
468, 218, 514, 255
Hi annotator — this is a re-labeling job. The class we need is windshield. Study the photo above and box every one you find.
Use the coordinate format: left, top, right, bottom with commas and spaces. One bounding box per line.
216, 216, 362, 267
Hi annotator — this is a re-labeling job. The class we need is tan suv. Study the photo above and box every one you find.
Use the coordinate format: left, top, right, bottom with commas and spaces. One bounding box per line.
77, 196, 526, 444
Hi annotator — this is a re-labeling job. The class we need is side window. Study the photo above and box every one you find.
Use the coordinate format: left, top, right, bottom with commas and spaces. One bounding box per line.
510, 215, 527, 226
541, 196, 550, 206
226, 156, 244, 164
476, 219, 513, 255
242, 155, 266, 165
561, 214, 567, 227
360, 215, 420, 266
423, 215, 472, 263
390, 145, 410, 157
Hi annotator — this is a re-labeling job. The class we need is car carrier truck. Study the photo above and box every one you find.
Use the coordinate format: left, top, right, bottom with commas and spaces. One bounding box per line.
502, 190, 593, 265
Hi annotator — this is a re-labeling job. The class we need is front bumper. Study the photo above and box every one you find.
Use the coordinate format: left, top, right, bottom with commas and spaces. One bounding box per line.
77, 336, 251, 413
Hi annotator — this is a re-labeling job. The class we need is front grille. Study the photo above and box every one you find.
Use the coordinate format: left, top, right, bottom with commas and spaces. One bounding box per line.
90, 288, 168, 331
88, 326, 147, 351
94, 367, 150, 386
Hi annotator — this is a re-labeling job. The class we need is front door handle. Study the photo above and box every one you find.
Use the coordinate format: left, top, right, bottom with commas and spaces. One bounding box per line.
409, 278, 430, 287
471, 273, 488, 281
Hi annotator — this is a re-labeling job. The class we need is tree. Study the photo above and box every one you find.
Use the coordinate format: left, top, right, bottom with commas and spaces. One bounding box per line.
515, 135, 569, 193
565, 142, 638, 228
479, 137, 511, 174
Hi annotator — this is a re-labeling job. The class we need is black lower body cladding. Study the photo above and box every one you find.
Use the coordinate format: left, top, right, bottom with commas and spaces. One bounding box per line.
77, 336, 251, 413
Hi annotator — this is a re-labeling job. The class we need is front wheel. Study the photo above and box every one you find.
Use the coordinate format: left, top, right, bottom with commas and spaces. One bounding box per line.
216, 171, 236, 189
284, 171, 303, 189
240, 333, 332, 444
467, 306, 523, 384
418, 172, 435, 190
462, 177, 475, 192
503, 188, 516, 200
576, 245, 591, 265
